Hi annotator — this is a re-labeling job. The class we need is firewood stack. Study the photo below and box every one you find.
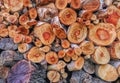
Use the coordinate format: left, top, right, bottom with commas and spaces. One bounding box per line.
0, 0, 120, 83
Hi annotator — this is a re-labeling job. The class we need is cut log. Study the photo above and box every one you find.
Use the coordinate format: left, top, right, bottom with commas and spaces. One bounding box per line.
82, 0, 100, 11
8, 26, 17, 38
59, 8, 77, 25
110, 42, 120, 59
0, 24, 6, 28
4, 0, 23, 12
66, 48, 75, 57
90, 14, 97, 21
34, 23, 55, 45
92, 46, 110, 64
60, 68, 65, 74
117, 30, 120, 41
80, 41, 95, 55
9, 30, 17, 38
79, 10, 93, 20
104, 0, 112, 6
17, 26, 29, 35
71, 0, 81, 9
0, 16, 3, 23
57, 60, 66, 69
55, 0, 67, 10
6, 15, 17, 23
18, 43, 32, 53
0, 28, 8, 37
68, 22, 87, 44
52, 24, 67, 39
27, 47, 45, 63
23, 35, 32, 44
34, 38, 42, 47
74, 47, 82, 56
19, 14, 29, 25
95, 64, 119, 82
46, 51, 58, 64
71, 54, 79, 61
62, 72, 68, 79
63, 55, 71, 62
23, 0, 31, 7
48, 60, 66, 71
61, 39, 70, 49
13, 34, 24, 43
36, 0, 55, 5
13, 12, 19, 18
58, 50, 66, 58
29, 8, 37, 19
27, 20, 38, 26
88, 23, 116, 46
105, 5, 120, 29
8, 25, 17, 31
67, 57, 84, 71
47, 70, 60, 83
39, 45, 50, 53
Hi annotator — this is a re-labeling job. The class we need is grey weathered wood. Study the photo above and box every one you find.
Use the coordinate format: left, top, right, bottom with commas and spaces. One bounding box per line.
0, 38, 18, 50
83, 60, 95, 74
70, 70, 92, 83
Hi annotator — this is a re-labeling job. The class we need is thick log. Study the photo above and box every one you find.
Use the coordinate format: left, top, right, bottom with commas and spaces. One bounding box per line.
27, 47, 45, 63
68, 22, 87, 44
88, 23, 116, 46
95, 64, 119, 82
92, 46, 110, 64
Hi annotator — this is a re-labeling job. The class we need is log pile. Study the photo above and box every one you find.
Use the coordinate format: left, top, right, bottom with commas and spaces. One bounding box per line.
0, 0, 120, 83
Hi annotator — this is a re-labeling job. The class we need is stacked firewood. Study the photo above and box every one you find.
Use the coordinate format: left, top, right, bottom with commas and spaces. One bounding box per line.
0, 0, 120, 83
